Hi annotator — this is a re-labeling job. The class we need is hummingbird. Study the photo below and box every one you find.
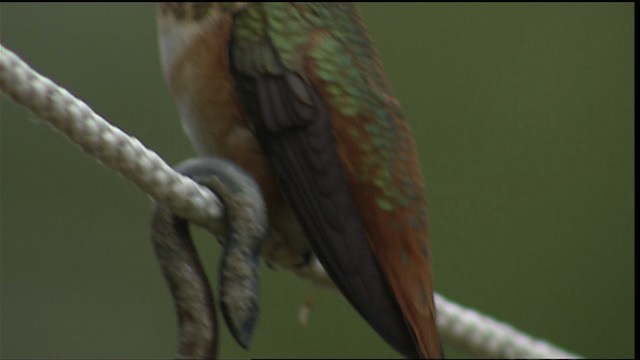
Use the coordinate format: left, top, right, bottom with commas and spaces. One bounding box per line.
157, 3, 443, 358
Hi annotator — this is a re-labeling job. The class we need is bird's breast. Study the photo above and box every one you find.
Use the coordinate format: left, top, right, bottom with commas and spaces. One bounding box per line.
157, 7, 331, 286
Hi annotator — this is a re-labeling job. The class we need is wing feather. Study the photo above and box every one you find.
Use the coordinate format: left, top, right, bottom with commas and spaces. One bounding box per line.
228, 3, 442, 358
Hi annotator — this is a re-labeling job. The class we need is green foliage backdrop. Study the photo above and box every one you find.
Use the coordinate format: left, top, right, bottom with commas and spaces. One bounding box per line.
1, 3, 634, 358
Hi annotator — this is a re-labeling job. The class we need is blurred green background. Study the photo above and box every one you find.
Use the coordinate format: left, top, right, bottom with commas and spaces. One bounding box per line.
0, 3, 634, 359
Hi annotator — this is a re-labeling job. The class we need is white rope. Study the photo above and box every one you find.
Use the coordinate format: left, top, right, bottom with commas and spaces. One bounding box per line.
435, 293, 580, 358
0, 43, 581, 359
0, 44, 223, 233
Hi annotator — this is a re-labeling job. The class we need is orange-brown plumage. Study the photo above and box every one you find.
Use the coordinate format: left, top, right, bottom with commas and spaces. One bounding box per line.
158, 2, 442, 358
158, 4, 322, 274
311, 72, 441, 358
302, 9, 441, 357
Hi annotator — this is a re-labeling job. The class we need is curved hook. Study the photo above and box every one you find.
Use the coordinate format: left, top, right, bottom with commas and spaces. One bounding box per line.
150, 157, 268, 358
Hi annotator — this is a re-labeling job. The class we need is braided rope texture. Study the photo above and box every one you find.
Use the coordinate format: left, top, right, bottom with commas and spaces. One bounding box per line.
0, 44, 222, 232
435, 293, 580, 358
0, 43, 581, 359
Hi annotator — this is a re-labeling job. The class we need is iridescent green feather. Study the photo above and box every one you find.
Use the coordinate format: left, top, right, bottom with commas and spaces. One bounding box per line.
232, 3, 425, 220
